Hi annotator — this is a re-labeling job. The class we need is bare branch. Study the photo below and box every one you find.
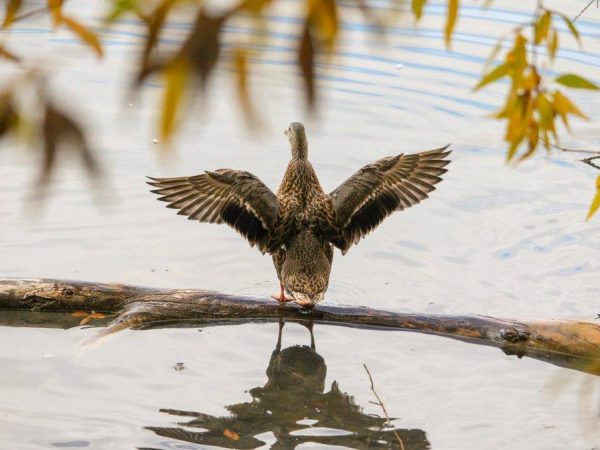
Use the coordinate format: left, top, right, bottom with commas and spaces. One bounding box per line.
363, 364, 405, 450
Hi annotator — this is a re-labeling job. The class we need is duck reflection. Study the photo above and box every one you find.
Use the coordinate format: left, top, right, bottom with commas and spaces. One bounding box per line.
146, 321, 429, 449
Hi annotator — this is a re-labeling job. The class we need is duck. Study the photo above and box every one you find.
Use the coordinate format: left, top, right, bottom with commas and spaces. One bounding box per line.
148, 122, 450, 308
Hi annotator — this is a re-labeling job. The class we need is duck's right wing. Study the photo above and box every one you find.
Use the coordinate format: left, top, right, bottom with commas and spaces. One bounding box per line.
147, 169, 280, 254
326, 145, 451, 254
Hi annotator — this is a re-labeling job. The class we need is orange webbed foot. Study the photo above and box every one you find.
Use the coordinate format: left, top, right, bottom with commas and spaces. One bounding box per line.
271, 283, 294, 303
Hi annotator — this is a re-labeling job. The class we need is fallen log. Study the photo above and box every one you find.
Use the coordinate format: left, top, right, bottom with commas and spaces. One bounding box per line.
1, 277, 600, 375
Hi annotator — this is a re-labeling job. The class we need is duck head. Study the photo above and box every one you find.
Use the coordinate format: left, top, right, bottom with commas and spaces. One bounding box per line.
284, 122, 308, 161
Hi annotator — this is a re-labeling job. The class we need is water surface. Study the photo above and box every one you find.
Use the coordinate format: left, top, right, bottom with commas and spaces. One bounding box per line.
1, 0, 600, 448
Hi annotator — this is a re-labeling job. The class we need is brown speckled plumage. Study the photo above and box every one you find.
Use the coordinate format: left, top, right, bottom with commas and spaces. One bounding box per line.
148, 122, 451, 307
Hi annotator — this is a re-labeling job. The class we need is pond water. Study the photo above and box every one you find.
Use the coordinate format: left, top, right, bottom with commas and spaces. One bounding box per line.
1, 0, 600, 448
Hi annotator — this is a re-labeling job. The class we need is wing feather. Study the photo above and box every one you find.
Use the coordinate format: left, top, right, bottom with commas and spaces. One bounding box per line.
327, 145, 451, 253
147, 169, 279, 253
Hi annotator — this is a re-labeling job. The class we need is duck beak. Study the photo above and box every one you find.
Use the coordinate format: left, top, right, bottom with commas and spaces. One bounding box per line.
283, 129, 288, 136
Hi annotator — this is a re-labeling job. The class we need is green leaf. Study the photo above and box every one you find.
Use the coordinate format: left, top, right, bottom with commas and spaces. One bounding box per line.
555, 74, 600, 90
558, 13, 581, 46
474, 63, 509, 90
105, 0, 138, 23
587, 176, 600, 220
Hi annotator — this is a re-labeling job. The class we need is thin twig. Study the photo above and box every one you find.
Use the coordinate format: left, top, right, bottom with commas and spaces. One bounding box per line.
363, 364, 405, 450
550, 143, 600, 155
582, 156, 600, 171
549, 143, 600, 170
573, 0, 596, 22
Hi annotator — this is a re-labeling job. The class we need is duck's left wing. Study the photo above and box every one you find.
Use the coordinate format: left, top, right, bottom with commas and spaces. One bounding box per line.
325, 145, 451, 254
148, 169, 279, 254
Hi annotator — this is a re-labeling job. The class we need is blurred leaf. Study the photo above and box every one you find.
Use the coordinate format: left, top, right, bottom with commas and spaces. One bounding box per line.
553, 90, 587, 121
558, 12, 581, 46
511, 33, 527, 69
298, 23, 315, 109
141, 0, 176, 63
444, 0, 458, 48
61, 16, 104, 58
522, 67, 540, 91
587, 176, 600, 220
0, 95, 17, 139
223, 429, 240, 441
521, 119, 539, 160
181, 10, 224, 87
484, 36, 505, 70
105, 0, 139, 23
536, 93, 555, 140
555, 73, 600, 90
0, 43, 20, 62
233, 48, 256, 124
412, 0, 426, 21
73, 311, 108, 325
308, 0, 338, 50
160, 58, 189, 141
474, 63, 509, 90
534, 10, 551, 45
47, 0, 63, 27
547, 28, 558, 60
2, 0, 22, 28
41, 103, 98, 184
238, 0, 273, 14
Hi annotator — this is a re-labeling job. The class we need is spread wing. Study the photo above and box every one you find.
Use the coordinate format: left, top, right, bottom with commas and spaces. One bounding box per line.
327, 145, 451, 253
147, 169, 279, 254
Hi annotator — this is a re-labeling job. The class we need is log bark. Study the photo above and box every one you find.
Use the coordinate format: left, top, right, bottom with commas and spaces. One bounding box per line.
1, 277, 600, 375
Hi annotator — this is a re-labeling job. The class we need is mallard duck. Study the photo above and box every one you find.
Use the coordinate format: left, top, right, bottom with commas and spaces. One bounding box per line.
148, 122, 450, 307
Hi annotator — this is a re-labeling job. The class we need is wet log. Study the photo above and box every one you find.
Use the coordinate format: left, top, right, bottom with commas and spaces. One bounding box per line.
1, 277, 600, 375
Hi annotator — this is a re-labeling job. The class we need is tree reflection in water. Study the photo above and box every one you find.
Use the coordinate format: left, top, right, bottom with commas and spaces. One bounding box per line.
145, 321, 429, 449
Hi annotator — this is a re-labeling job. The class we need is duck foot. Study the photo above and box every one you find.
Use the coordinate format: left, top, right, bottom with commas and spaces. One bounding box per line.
270, 294, 295, 303
271, 283, 294, 303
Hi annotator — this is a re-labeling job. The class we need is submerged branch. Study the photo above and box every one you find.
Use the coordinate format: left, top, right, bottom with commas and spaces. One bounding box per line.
1, 277, 600, 376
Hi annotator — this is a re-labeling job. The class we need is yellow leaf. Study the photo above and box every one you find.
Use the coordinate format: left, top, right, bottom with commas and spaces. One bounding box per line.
160, 58, 189, 141
298, 23, 315, 108
234, 48, 255, 123
536, 93, 556, 139
47, 0, 63, 27
412, 0, 427, 21
553, 90, 587, 119
308, 0, 338, 50
240, 0, 273, 14
558, 13, 581, 47
61, 16, 103, 58
474, 63, 509, 90
445, 0, 458, 49
223, 429, 240, 441
534, 10, 551, 45
511, 33, 527, 69
2, 0, 22, 28
586, 176, 600, 220
519, 120, 539, 161
547, 28, 558, 61
484, 36, 505, 70
0, 43, 20, 62
521, 67, 540, 91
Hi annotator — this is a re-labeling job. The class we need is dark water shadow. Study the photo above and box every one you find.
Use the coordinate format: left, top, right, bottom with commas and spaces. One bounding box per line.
142, 320, 429, 449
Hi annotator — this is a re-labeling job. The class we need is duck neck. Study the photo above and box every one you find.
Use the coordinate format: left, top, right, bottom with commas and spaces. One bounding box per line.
291, 134, 308, 161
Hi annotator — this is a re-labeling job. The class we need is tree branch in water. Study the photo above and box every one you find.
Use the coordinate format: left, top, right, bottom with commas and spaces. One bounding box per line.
1, 277, 600, 377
